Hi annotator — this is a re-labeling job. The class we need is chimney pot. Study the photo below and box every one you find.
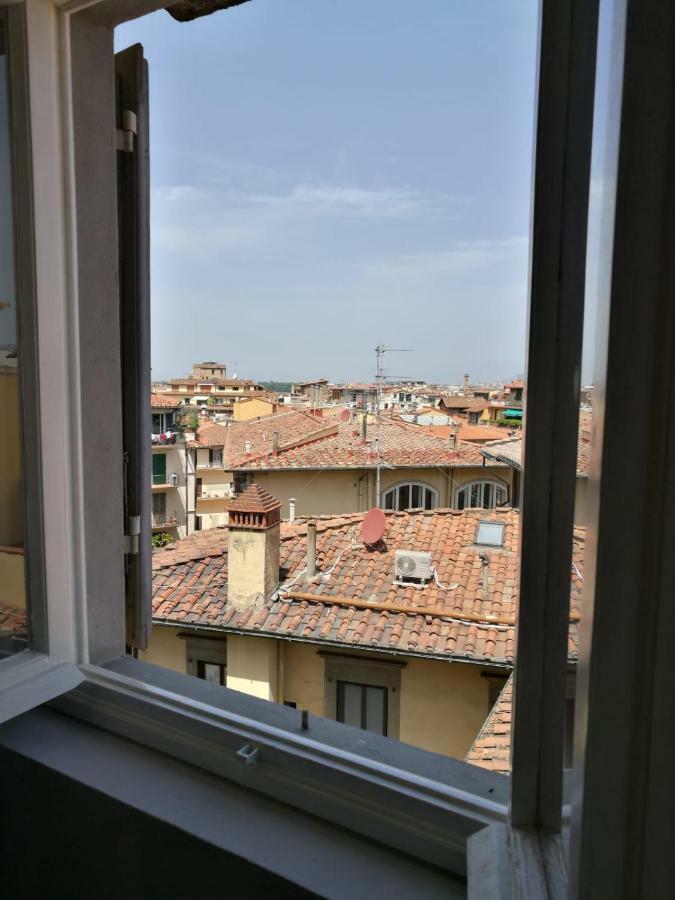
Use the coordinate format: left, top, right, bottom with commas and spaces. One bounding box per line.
306, 521, 317, 580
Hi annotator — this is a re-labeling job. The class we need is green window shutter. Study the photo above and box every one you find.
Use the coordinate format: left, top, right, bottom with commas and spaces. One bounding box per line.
152, 453, 166, 485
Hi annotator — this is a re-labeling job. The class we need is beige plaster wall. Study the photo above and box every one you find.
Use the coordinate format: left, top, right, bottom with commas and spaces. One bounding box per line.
142, 626, 502, 761
226, 634, 278, 701
250, 464, 512, 519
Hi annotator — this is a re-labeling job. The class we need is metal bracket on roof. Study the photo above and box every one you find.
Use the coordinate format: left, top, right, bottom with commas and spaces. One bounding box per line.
124, 515, 141, 555
116, 109, 137, 153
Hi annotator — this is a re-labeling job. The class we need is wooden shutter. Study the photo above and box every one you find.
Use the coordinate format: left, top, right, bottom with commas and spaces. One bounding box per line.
116, 44, 151, 651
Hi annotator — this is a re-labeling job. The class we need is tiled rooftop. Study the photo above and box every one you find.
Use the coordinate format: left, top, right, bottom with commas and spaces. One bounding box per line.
192, 408, 342, 465
231, 412, 494, 470
0, 604, 28, 640
152, 508, 585, 666
480, 416, 592, 478
465, 675, 513, 774
151, 391, 182, 409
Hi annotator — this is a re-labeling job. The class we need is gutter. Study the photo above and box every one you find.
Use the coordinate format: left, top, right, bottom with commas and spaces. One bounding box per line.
151, 617, 517, 669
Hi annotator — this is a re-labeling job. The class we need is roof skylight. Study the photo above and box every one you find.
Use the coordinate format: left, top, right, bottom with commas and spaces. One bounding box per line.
475, 521, 505, 547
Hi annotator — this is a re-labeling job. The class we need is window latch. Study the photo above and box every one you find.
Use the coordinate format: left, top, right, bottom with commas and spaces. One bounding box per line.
124, 515, 141, 555
236, 743, 260, 767
116, 109, 137, 153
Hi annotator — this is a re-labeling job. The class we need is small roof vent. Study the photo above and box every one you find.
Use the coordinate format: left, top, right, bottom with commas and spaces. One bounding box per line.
475, 521, 505, 547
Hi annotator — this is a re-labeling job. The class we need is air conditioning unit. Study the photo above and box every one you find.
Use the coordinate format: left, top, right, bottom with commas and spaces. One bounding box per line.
169, 473, 179, 487
394, 549, 433, 583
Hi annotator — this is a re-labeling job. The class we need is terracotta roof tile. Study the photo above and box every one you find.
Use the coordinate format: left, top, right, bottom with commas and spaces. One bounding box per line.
232, 413, 494, 471
152, 508, 585, 666
465, 675, 513, 774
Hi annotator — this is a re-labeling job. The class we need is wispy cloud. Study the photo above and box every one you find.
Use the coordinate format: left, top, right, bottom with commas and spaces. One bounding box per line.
151, 177, 460, 257
362, 236, 528, 279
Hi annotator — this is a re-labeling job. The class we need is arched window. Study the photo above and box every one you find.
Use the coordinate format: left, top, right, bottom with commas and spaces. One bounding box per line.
455, 479, 508, 510
383, 482, 439, 511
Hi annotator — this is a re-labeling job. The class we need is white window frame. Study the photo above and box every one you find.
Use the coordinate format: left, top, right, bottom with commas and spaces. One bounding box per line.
3, 0, 669, 894
383, 481, 439, 511
455, 478, 508, 510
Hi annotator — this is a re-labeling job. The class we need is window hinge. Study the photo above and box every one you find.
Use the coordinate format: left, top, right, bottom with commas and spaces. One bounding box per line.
124, 515, 141, 555
116, 109, 137, 153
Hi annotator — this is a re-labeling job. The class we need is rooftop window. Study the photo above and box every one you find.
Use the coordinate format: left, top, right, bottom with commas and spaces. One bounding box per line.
475, 521, 505, 547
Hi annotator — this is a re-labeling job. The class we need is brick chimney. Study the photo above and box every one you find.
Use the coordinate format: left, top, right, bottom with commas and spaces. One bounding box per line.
227, 484, 281, 611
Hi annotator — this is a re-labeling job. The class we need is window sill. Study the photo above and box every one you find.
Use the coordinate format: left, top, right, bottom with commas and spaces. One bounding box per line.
0, 705, 467, 900
0, 652, 83, 725
49, 655, 508, 876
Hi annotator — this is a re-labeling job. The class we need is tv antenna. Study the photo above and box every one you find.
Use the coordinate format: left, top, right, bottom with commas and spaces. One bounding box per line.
374, 344, 413, 508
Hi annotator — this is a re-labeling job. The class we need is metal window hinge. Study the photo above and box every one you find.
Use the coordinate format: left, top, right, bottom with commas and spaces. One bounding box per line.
124, 515, 141, 555
116, 109, 137, 153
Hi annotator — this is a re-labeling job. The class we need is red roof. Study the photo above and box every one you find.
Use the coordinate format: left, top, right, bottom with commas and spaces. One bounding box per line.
465, 675, 513, 774
152, 508, 585, 666
192, 409, 341, 464
151, 392, 182, 410
231, 413, 492, 471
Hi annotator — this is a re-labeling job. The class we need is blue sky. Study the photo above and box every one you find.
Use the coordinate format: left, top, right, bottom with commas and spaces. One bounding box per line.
116, 0, 539, 384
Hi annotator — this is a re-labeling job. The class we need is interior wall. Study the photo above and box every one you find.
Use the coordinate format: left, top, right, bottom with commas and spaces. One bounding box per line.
0, 744, 315, 900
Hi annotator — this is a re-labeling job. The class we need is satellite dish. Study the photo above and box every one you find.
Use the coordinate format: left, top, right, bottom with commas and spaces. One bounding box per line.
339, 408, 351, 422
361, 507, 386, 546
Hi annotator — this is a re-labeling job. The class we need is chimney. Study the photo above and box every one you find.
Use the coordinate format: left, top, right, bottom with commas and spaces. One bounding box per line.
272, 431, 279, 453
227, 485, 281, 611
361, 413, 367, 443
450, 428, 458, 449
306, 521, 317, 580
288, 497, 296, 523
244, 440, 252, 454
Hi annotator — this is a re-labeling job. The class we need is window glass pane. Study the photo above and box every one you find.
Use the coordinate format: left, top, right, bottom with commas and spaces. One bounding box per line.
199, 662, 224, 685
122, 0, 538, 777
337, 681, 363, 729
365, 685, 387, 736
0, 15, 28, 657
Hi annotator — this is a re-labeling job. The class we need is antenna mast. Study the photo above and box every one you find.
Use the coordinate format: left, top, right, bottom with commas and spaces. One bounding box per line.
374, 344, 413, 508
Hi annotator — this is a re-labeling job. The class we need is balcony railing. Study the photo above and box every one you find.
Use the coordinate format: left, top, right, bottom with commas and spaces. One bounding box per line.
152, 514, 177, 529
151, 431, 181, 446
196, 460, 224, 470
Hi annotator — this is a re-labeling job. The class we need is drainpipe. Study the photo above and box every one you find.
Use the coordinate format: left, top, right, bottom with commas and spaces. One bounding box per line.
289, 498, 296, 523
307, 521, 317, 580
479, 552, 489, 595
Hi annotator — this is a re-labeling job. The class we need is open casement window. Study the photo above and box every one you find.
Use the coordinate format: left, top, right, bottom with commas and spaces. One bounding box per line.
4, 0, 675, 896
116, 42, 151, 652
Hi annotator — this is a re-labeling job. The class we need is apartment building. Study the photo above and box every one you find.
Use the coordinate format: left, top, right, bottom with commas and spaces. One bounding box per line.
187, 407, 514, 527
161, 361, 267, 415
151, 393, 195, 539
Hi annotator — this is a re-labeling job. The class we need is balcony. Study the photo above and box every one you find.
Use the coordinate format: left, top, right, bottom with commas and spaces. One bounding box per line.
151, 431, 181, 446
196, 460, 224, 471
152, 514, 178, 530
152, 474, 179, 489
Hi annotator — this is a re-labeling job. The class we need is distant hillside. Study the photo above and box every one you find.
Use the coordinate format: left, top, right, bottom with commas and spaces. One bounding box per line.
260, 381, 293, 393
